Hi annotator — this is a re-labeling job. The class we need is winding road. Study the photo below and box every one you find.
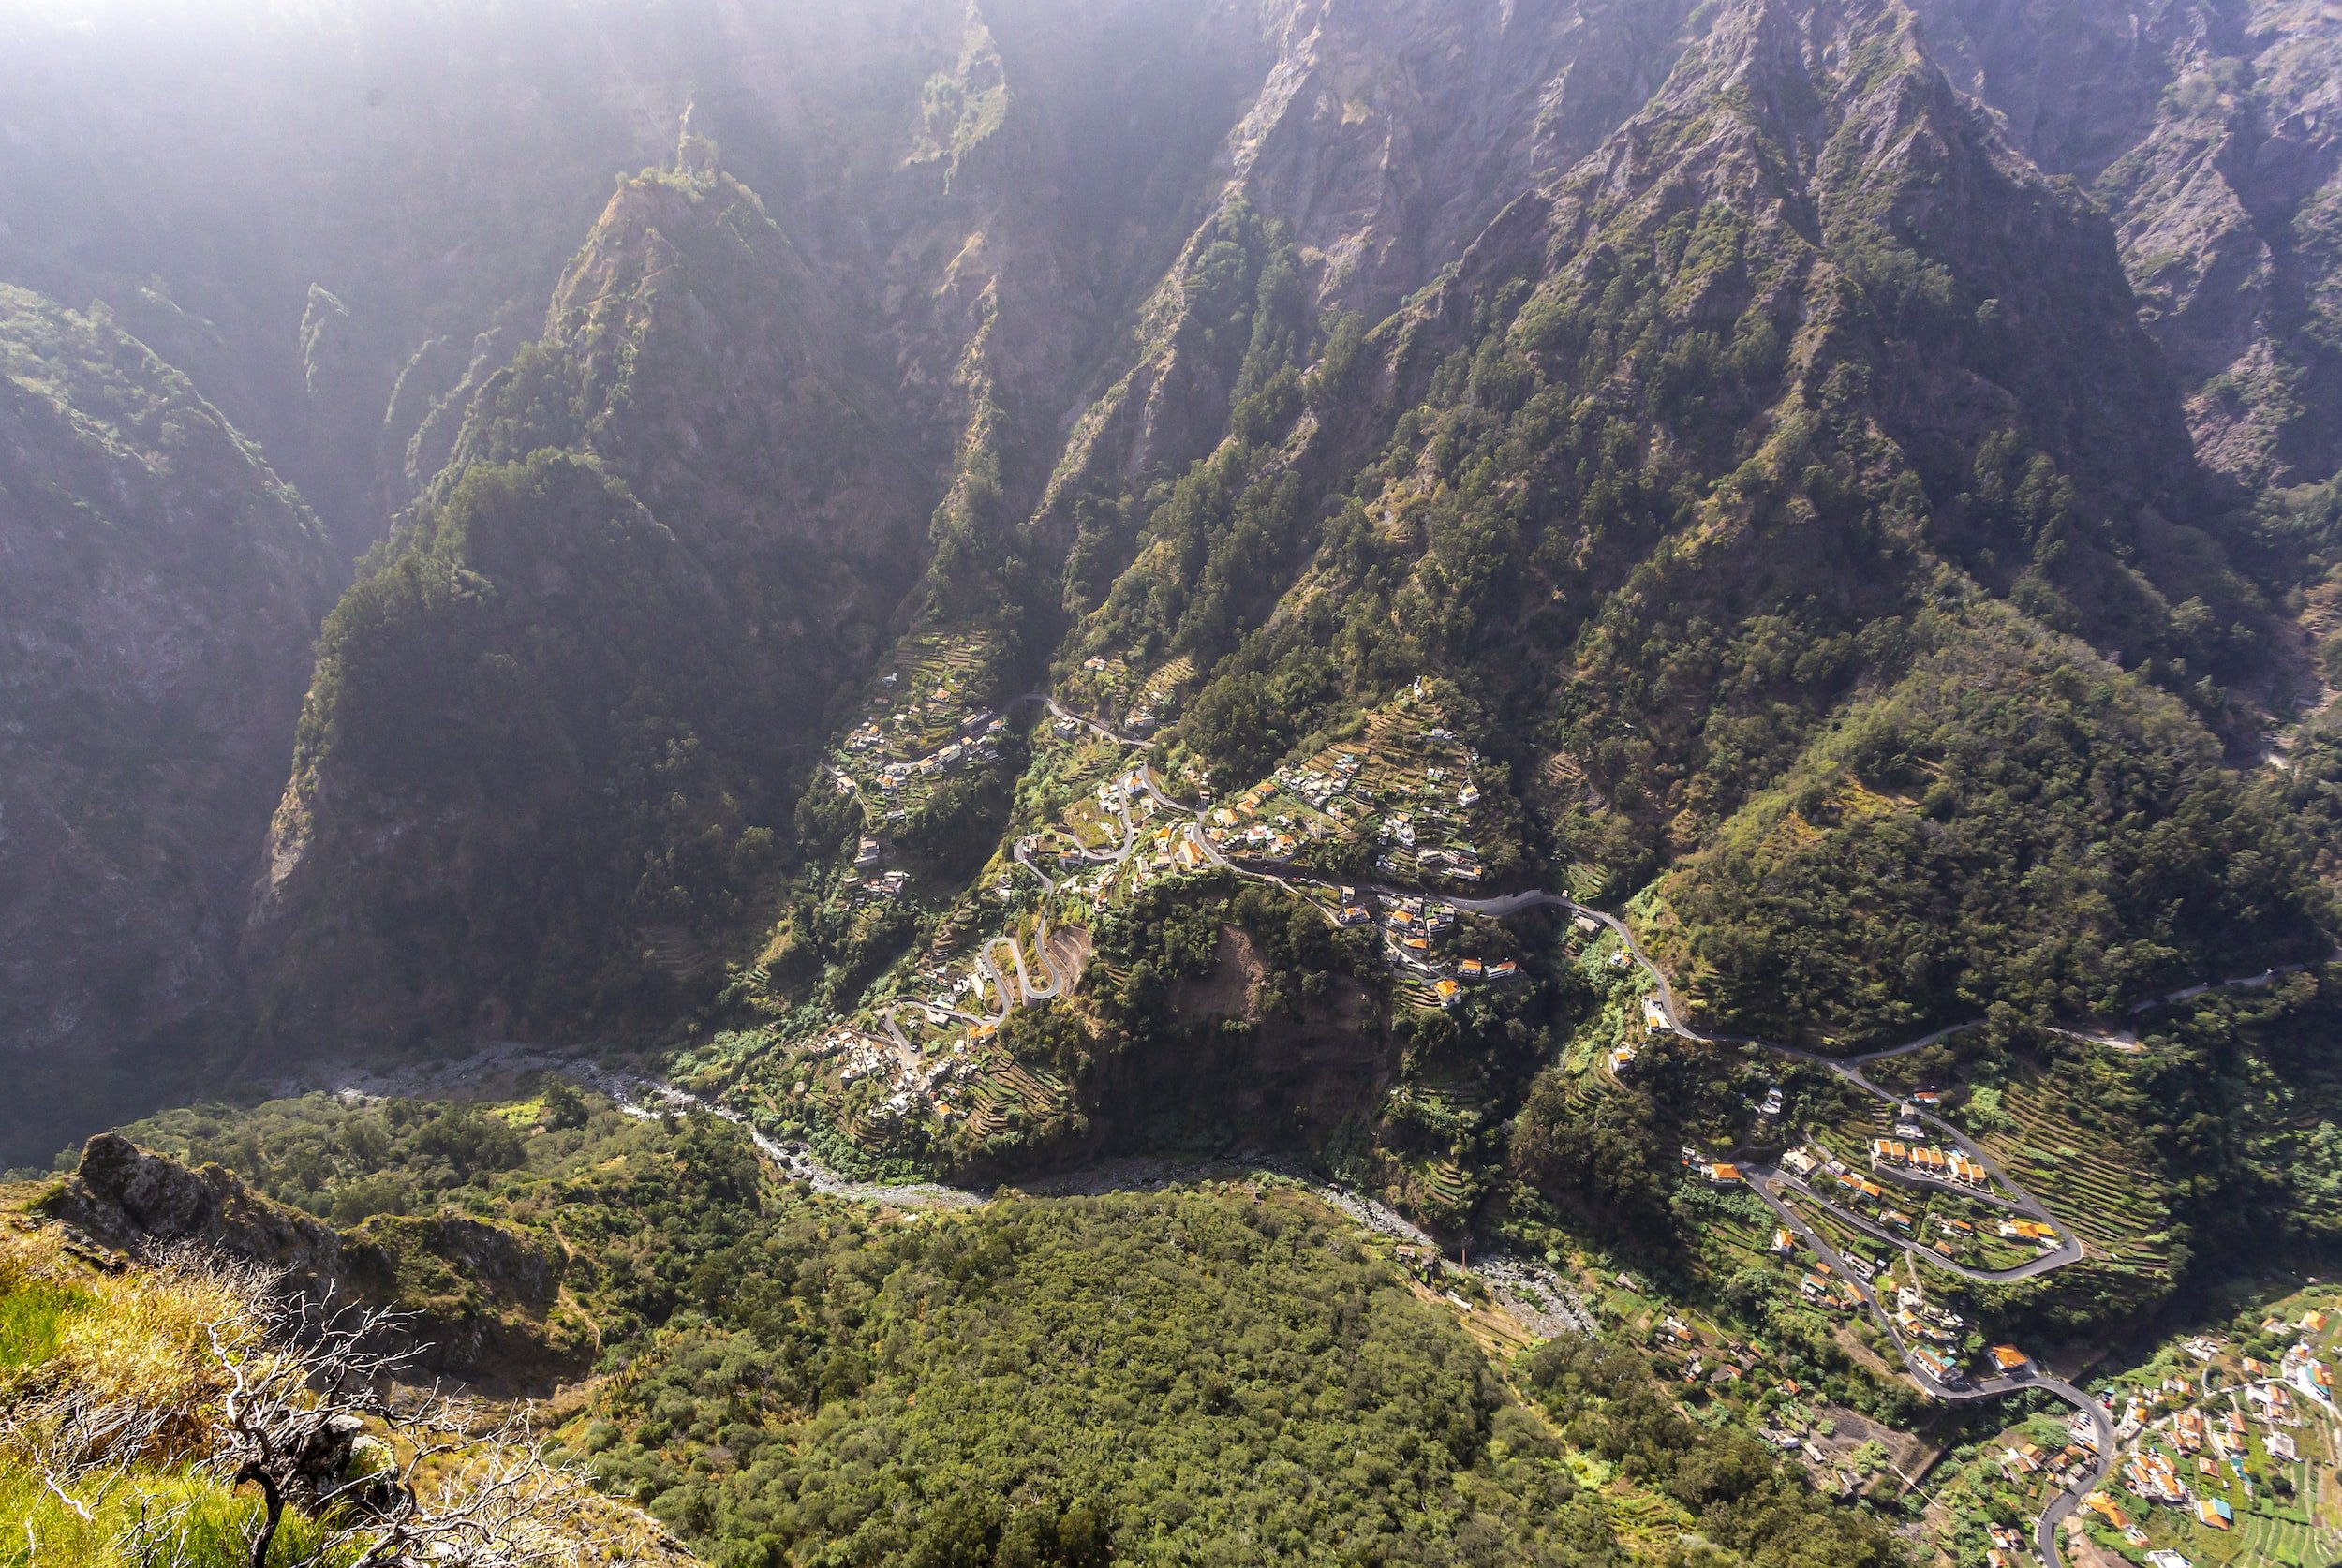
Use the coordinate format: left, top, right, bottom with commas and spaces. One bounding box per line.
1022, 708, 2342, 1568
835, 691, 2320, 1566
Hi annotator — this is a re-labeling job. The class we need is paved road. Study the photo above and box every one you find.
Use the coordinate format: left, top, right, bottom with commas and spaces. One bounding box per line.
1000, 789, 1137, 1008
1749, 1167, 2113, 1556
877, 996, 995, 1055
1763, 1168, 2079, 1282
1006, 691, 1159, 751
2034, 1383, 2117, 1565
972, 949, 1016, 1020
858, 695, 2311, 1566
988, 932, 1058, 1004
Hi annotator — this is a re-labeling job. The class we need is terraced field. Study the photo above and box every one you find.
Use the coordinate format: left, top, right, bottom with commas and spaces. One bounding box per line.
1602, 1480, 1699, 1555
831, 629, 1008, 812
956, 1058, 1071, 1143
1979, 1077, 2177, 1282
1410, 1156, 1479, 1219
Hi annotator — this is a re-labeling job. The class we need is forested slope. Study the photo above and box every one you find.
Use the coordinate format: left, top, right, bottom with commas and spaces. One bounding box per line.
247, 170, 933, 1050
0, 285, 330, 1160
7, 0, 2342, 1281
88, 1091, 1900, 1568
1063, 0, 2328, 1039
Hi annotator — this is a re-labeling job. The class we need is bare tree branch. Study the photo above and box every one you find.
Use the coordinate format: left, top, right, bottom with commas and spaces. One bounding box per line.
9, 1243, 644, 1568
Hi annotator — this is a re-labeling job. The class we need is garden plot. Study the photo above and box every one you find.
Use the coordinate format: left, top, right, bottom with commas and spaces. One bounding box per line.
1976, 1074, 2177, 1281
1206, 690, 1503, 884
832, 629, 1008, 816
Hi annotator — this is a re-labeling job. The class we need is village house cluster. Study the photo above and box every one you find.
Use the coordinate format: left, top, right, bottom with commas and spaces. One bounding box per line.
2025, 1304, 2342, 1565
808, 1023, 979, 1124
841, 703, 1005, 806
1867, 1134, 1992, 1188
1337, 888, 1519, 1007
827, 635, 1015, 826
2000, 1408, 2104, 1498
844, 836, 912, 902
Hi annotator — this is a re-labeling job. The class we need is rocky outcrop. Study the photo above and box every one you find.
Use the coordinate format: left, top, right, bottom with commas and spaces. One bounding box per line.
42, 1132, 587, 1388
1914, 0, 2342, 484
341, 1211, 588, 1388
43, 1132, 349, 1294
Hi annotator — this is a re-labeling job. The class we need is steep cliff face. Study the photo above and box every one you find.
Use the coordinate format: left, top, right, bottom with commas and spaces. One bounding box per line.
246, 169, 940, 1050
251, 0, 1709, 1055
0, 0, 671, 559
8, 0, 2342, 1138
1045, 0, 2320, 1052
1913, 0, 2342, 485
1229, 0, 1704, 316
0, 286, 329, 1162
234, 0, 2335, 1072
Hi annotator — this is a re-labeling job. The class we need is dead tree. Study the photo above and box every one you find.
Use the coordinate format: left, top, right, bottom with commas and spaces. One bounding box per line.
201, 1281, 615, 1568
204, 1291, 420, 1568
7, 1250, 630, 1568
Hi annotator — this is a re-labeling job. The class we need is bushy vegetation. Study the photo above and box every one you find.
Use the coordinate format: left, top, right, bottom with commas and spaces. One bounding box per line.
121, 1090, 767, 1354
105, 1093, 1894, 1568
1, 1457, 352, 1568
1524, 1337, 1901, 1568
580, 1191, 1601, 1568
1659, 618, 2332, 1043
0, 1230, 352, 1568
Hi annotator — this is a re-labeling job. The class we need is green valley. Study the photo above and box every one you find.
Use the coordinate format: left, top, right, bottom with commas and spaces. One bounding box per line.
10, 1, 2342, 1564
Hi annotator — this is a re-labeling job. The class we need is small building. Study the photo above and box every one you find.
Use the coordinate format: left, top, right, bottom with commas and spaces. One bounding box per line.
1989, 1345, 2030, 1375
